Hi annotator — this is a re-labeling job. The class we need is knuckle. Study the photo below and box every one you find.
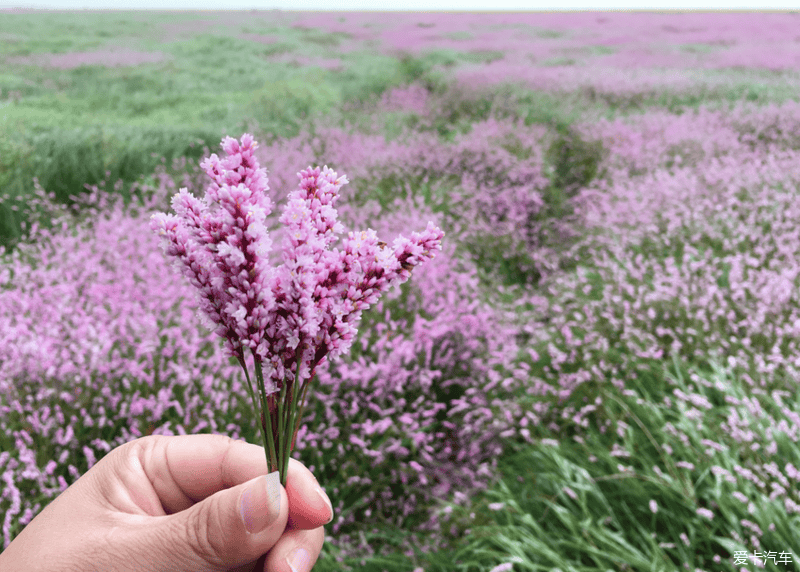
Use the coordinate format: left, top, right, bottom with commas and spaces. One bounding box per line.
119, 435, 164, 469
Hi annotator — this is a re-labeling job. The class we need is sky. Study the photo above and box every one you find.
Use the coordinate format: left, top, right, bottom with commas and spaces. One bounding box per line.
3, 0, 799, 9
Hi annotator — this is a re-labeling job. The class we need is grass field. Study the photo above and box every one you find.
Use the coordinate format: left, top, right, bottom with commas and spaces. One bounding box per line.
4, 10, 800, 572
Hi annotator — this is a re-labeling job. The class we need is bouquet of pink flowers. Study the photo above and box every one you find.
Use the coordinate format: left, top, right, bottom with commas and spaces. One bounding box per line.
150, 134, 444, 485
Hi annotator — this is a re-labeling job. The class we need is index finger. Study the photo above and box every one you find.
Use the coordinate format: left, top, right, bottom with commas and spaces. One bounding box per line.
134, 434, 331, 530
139, 434, 269, 514
284, 458, 335, 531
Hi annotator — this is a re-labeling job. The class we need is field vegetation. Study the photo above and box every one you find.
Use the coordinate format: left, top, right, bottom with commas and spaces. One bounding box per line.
3, 10, 800, 572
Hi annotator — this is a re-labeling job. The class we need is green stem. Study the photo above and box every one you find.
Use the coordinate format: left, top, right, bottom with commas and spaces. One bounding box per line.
277, 377, 287, 486
291, 371, 314, 453
283, 351, 304, 481
236, 353, 268, 470
254, 356, 279, 476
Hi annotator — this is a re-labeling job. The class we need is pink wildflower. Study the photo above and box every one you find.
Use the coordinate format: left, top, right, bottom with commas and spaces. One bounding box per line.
150, 134, 444, 483
696, 508, 714, 520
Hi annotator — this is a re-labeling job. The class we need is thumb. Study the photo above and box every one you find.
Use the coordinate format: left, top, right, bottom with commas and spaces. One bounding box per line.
153, 471, 287, 571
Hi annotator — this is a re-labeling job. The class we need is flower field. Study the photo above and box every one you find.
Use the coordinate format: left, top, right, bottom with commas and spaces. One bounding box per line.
3, 10, 800, 571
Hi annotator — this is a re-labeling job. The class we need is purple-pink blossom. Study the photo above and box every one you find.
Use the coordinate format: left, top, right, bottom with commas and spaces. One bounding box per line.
151, 134, 444, 398
150, 134, 444, 478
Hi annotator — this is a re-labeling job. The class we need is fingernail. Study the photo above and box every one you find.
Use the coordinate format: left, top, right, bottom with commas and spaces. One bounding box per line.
286, 547, 312, 572
315, 484, 334, 524
240, 471, 281, 534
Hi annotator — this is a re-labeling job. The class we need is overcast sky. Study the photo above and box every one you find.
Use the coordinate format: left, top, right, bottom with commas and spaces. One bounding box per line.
3, 0, 799, 10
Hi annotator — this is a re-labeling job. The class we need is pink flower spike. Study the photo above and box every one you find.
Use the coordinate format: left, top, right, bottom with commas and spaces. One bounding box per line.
152, 134, 444, 485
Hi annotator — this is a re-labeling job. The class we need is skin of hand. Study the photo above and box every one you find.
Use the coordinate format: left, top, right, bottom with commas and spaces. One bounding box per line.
0, 434, 333, 572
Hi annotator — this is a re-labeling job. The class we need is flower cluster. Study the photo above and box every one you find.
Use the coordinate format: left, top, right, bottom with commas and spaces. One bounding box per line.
278, 166, 446, 381
150, 134, 444, 481
151, 134, 275, 362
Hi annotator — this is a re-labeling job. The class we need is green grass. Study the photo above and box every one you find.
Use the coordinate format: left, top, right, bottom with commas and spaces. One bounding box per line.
4, 13, 793, 251
385, 357, 800, 572
0, 13, 459, 249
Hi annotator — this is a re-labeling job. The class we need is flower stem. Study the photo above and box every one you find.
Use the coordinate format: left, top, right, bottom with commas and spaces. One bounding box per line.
291, 371, 314, 452
283, 350, 304, 480
276, 374, 288, 486
237, 353, 269, 472
254, 355, 279, 476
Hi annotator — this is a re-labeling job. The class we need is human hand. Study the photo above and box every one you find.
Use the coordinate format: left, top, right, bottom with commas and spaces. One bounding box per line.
0, 434, 333, 572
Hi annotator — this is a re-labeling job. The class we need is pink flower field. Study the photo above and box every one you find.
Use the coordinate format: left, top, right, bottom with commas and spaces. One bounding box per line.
3, 11, 800, 571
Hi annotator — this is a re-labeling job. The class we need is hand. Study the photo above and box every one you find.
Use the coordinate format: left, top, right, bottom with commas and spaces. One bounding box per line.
0, 434, 333, 572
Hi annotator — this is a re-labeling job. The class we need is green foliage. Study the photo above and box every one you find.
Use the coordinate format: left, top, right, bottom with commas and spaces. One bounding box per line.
535, 28, 565, 39
0, 12, 121, 56
295, 27, 351, 47
461, 50, 505, 64
578, 70, 800, 115
680, 43, 719, 54
0, 125, 216, 248
247, 72, 341, 138
470, 233, 541, 287
430, 84, 498, 139
451, 126, 607, 289
541, 57, 577, 67
335, 51, 453, 107
544, 126, 606, 199
424, 360, 800, 571
336, 60, 403, 106
1, 16, 471, 252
